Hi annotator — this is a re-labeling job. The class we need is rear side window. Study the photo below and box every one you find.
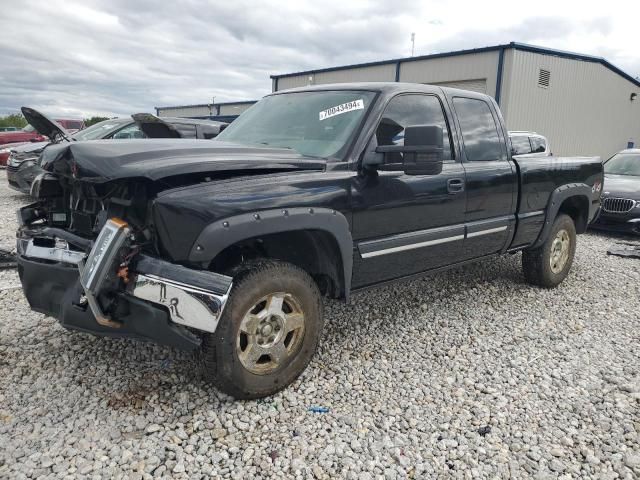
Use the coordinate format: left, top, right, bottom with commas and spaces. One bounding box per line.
510, 136, 532, 155
199, 125, 219, 139
530, 136, 546, 153
172, 123, 197, 138
376, 94, 453, 160
453, 97, 504, 161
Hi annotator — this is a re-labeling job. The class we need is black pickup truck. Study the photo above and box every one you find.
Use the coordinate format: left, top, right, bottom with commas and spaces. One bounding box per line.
16, 83, 603, 398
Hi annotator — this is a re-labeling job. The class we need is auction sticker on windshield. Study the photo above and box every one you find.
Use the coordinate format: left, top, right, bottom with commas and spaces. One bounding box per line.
319, 99, 364, 121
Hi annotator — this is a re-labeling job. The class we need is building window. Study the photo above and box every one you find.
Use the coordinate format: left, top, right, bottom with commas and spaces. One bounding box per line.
538, 69, 551, 88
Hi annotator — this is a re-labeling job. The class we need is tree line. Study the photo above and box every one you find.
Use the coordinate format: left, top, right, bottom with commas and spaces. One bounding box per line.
0, 114, 111, 129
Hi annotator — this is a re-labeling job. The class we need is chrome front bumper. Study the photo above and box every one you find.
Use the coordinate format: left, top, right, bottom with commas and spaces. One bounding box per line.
17, 221, 232, 334
132, 272, 230, 333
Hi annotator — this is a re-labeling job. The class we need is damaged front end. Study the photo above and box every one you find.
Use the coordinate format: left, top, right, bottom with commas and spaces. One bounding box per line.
16, 173, 232, 350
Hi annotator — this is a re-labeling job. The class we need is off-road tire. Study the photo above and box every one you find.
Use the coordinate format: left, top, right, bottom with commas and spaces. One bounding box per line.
202, 260, 323, 399
522, 214, 576, 288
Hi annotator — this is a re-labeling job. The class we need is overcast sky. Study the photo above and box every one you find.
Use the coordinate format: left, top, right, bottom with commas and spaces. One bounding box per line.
1, 0, 638, 118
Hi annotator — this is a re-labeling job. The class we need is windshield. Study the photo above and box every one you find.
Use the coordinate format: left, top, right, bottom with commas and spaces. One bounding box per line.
72, 119, 129, 141
604, 153, 640, 176
215, 90, 376, 159
22, 125, 35, 132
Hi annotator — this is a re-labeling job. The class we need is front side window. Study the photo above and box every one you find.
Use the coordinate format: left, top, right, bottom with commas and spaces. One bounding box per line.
530, 136, 546, 153
510, 135, 532, 155
111, 124, 146, 139
216, 90, 376, 159
453, 97, 504, 161
604, 153, 640, 176
73, 119, 131, 140
375, 94, 453, 161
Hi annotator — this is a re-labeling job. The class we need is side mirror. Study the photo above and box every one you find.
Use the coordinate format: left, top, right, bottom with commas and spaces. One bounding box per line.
373, 125, 444, 175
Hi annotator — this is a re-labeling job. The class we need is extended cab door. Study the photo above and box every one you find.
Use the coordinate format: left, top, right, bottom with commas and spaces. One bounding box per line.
351, 93, 467, 288
449, 96, 517, 259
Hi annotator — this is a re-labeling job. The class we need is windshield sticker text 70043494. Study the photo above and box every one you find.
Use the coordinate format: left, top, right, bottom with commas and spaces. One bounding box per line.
319, 99, 364, 121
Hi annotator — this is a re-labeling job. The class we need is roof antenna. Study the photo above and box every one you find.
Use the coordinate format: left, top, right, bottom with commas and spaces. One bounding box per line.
411, 33, 416, 56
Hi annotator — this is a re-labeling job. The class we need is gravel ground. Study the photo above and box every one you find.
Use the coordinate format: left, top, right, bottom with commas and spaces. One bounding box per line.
0, 169, 638, 479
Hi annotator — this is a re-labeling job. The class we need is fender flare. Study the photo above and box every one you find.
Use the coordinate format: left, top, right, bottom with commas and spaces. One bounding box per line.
188, 207, 353, 300
531, 183, 593, 249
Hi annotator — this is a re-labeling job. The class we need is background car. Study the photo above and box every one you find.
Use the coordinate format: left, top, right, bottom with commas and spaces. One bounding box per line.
57, 119, 85, 133
0, 124, 46, 146
509, 131, 551, 157
0, 127, 19, 132
7, 111, 227, 193
0, 141, 31, 165
591, 148, 640, 234
0, 117, 85, 146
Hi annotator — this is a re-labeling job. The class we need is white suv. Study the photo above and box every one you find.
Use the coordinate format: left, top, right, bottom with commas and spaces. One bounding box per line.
509, 131, 551, 158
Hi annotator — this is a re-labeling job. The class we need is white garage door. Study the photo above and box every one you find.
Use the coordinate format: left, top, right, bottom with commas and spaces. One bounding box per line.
431, 79, 487, 94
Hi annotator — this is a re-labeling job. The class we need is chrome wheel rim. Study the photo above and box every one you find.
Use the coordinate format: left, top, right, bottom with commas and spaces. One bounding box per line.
550, 229, 571, 274
236, 292, 305, 375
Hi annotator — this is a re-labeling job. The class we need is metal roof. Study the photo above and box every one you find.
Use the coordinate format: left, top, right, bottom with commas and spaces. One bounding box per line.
154, 100, 257, 110
270, 42, 640, 88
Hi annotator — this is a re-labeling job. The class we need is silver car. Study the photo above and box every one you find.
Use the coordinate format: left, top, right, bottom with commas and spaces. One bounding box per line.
509, 131, 551, 158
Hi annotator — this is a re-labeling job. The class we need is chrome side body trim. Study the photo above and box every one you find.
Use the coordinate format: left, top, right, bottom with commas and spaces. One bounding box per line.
467, 226, 508, 238
518, 209, 545, 219
358, 217, 513, 259
360, 234, 464, 258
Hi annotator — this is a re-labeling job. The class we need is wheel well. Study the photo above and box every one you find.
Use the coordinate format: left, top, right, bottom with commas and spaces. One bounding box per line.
558, 195, 589, 233
209, 230, 345, 298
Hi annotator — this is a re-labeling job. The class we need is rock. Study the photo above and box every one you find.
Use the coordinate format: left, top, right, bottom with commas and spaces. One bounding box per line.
586, 454, 600, 465
549, 459, 565, 472
145, 424, 162, 434
291, 457, 306, 472
624, 453, 640, 469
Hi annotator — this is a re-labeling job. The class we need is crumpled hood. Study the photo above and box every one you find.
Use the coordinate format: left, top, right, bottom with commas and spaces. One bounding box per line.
40, 139, 326, 182
603, 174, 640, 199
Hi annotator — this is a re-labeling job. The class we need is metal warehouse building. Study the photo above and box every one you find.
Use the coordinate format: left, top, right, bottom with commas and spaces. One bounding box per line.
271, 42, 640, 160
155, 100, 256, 122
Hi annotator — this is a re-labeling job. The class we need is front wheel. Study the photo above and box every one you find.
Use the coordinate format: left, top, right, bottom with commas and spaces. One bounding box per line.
522, 214, 577, 288
202, 260, 323, 399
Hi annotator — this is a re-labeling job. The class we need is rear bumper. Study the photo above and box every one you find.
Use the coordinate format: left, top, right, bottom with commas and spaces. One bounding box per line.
16, 222, 233, 350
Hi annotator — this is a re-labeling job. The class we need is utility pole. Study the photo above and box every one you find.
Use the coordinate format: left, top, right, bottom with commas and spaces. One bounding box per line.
411, 33, 415, 57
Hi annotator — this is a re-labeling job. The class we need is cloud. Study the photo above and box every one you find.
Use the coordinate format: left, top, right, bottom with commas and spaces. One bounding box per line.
0, 0, 637, 119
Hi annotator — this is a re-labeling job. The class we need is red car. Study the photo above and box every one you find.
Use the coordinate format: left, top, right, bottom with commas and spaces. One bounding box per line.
56, 119, 85, 133
0, 125, 46, 145
0, 118, 84, 146
0, 141, 30, 166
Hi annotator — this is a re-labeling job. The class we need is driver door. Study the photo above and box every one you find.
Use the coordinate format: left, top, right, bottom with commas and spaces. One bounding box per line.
351, 94, 467, 288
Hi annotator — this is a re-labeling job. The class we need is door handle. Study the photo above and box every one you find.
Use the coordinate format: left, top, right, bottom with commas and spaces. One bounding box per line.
447, 178, 465, 193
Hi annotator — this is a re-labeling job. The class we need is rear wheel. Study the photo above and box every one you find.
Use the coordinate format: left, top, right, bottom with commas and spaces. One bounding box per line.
522, 214, 576, 288
202, 260, 323, 399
